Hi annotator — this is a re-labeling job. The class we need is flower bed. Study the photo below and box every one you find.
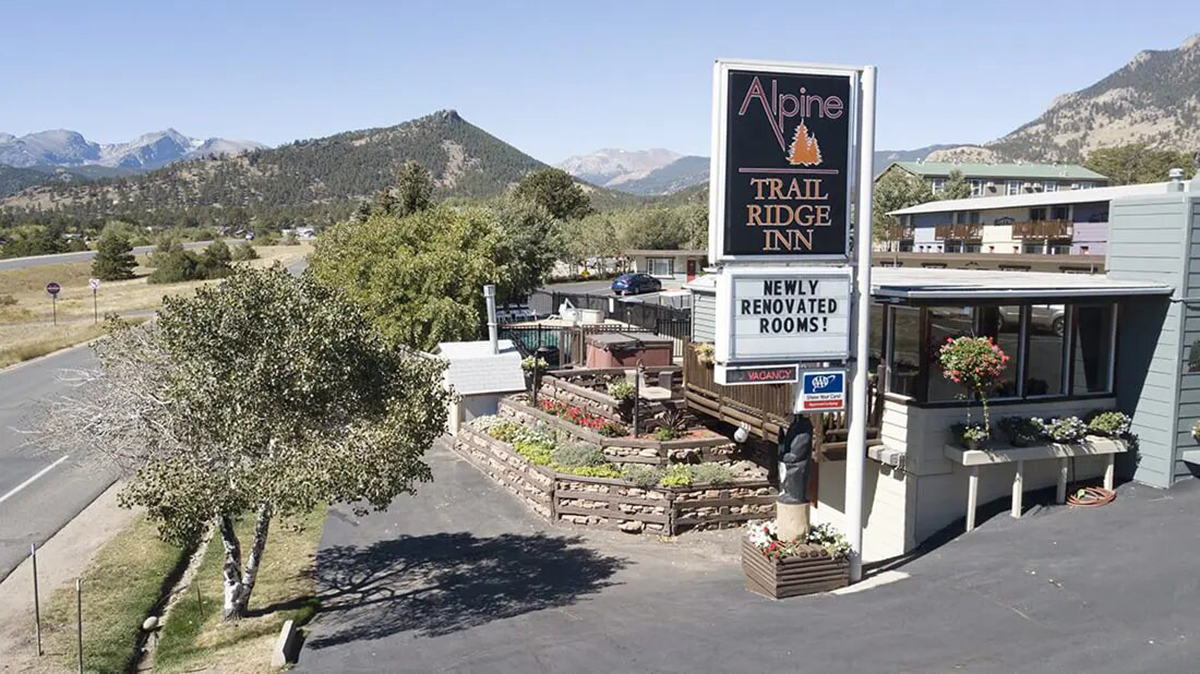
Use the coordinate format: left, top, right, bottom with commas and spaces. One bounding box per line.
741, 520, 851, 599
453, 424, 775, 535
499, 397, 734, 466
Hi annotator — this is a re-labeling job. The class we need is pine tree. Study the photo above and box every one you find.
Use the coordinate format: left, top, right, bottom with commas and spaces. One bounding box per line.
91, 233, 137, 281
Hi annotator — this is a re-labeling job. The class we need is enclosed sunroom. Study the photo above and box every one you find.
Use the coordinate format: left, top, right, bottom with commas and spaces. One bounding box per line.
686, 268, 1171, 561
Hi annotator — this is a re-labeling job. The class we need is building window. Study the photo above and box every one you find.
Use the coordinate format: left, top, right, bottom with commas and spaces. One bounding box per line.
647, 257, 673, 277
1030, 207, 1047, 221
1075, 181, 1094, 190
899, 240, 913, 252
1043, 182, 1058, 193
1006, 180, 1021, 195
969, 180, 984, 196
1022, 241, 1045, 254
883, 302, 1115, 403
944, 240, 962, 253
931, 178, 946, 194
963, 243, 982, 253
1048, 243, 1071, 255
1071, 304, 1116, 394
887, 306, 920, 398
1026, 305, 1067, 396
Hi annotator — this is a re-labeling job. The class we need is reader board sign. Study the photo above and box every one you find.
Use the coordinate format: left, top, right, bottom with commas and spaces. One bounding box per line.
709, 60, 856, 263
715, 363, 799, 386
715, 267, 851, 364
795, 369, 846, 412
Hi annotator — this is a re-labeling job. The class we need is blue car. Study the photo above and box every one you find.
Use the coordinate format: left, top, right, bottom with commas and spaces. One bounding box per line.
611, 273, 662, 296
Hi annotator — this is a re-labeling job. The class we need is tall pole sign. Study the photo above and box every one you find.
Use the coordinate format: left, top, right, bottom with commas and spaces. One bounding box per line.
708, 59, 875, 585
709, 61, 856, 264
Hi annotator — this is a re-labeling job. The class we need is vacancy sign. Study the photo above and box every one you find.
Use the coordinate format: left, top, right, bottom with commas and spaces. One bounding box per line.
795, 369, 847, 412
708, 60, 857, 264
715, 267, 851, 364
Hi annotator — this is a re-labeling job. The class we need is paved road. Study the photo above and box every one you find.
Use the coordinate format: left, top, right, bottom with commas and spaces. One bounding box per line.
0, 347, 117, 581
0, 240, 238, 272
0, 251, 311, 582
301, 442, 1200, 673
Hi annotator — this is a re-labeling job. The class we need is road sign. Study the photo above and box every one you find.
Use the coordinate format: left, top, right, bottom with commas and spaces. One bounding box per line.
708, 60, 857, 264
88, 278, 100, 291
715, 266, 851, 365
45, 282, 61, 296
715, 363, 799, 386
795, 369, 846, 412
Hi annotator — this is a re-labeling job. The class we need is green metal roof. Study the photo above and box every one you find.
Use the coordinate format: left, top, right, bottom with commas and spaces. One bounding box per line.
890, 161, 1108, 181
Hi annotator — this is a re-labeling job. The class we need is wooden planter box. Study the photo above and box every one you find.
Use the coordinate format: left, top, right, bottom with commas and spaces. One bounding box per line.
741, 539, 849, 599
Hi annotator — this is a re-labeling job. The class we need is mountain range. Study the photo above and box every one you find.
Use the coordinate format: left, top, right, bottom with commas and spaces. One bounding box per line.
0, 110, 562, 222
4, 34, 1199, 220
0, 128, 264, 171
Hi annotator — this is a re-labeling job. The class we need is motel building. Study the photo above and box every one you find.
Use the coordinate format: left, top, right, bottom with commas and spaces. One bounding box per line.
685, 175, 1200, 561
879, 177, 1187, 258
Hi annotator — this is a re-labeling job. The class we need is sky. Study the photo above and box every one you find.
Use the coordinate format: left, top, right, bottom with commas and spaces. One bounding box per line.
1, 1, 1195, 164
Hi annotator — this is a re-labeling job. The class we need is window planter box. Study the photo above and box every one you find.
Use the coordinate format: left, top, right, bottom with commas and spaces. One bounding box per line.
741, 538, 849, 599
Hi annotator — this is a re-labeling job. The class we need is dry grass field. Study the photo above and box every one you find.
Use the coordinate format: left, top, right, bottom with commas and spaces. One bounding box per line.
0, 244, 311, 368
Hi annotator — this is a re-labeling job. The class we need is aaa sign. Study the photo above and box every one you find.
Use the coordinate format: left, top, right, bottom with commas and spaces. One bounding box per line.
709, 61, 856, 262
715, 267, 851, 364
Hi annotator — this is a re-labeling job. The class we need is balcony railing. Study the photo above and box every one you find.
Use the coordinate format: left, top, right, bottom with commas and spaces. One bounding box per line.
1010, 220, 1073, 240
933, 223, 983, 241
879, 225, 914, 241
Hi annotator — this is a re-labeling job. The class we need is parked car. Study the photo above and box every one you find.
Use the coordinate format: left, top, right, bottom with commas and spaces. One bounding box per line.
611, 273, 662, 296
999, 305, 1066, 336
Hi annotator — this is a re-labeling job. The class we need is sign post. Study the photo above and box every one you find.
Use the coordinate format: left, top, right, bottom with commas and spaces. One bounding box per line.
845, 66, 877, 583
45, 282, 60, 325
88, 278, 100, 323
708, 59, 873, 582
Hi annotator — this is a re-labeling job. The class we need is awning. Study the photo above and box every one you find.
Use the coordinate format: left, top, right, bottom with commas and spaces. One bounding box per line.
870, 267, 1171, 301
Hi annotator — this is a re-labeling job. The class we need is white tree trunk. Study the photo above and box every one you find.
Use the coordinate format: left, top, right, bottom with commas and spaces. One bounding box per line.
219, 502, 273, 620
219, 515, 243, 620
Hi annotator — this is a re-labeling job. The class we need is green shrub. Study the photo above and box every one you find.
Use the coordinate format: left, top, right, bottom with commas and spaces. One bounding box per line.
690, 463, 735, 485
0, 294, 16, 307
512, 439, 554, 466
654, 426, 681, 441
231, 241, 259, 261
559, 464, 622, 479
606, 379, 634, 401
551, 443, 608, 469
621, 464, 665, 487
1086, 410, 1132, 437
658, 464, 693, 487
149, 248, 200, 284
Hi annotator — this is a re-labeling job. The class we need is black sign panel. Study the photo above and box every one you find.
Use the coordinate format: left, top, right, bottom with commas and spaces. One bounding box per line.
718, 67, 853, 260
718, 363, 799, 386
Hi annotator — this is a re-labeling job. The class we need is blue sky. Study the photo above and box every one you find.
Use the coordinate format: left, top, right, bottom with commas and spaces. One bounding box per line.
1, 1, 1193, 163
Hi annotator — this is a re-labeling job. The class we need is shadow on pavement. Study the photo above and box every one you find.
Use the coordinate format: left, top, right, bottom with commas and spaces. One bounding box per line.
307, 531, 627, 647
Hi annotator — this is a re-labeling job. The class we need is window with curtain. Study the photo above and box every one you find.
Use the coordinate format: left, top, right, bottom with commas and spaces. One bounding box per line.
888, 306, 921, 398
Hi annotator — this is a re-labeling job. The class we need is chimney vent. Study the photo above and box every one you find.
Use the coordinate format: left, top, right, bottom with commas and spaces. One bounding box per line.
483, 285, 499, 355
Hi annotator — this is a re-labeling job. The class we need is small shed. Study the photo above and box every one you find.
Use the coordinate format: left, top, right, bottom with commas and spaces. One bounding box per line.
437, 339, 525, 434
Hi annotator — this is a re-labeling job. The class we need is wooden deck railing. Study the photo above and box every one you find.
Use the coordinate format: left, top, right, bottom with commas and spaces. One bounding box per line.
1010, 219, 1073, 239
681, 343, 883, 458
933, 223, 983, 241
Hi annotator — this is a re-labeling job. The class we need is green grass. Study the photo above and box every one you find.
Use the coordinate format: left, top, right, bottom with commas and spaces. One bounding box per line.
154, 505, 326, 674
43, 514, 188, 674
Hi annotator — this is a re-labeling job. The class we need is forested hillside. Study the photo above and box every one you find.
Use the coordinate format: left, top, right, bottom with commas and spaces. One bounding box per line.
1, 110, 554, 228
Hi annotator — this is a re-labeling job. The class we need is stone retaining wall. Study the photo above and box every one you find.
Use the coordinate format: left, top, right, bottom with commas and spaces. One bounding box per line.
454, 426, 776, 535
